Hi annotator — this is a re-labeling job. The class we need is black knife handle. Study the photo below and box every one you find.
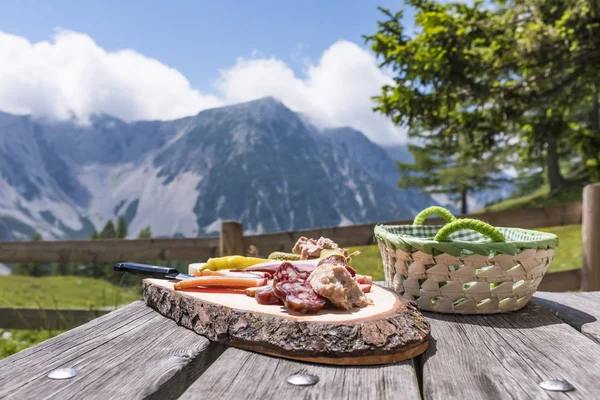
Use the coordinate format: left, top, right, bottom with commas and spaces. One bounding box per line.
113, 262, 179, 279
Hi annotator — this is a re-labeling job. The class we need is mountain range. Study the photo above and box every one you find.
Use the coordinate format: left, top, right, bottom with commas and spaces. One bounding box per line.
0, 97, 448, 240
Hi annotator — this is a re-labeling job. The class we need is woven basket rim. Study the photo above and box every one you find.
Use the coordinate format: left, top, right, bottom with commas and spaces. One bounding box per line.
374, 224, 558, 257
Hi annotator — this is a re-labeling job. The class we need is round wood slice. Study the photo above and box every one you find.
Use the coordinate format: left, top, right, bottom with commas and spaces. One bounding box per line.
143, 279, 430, 366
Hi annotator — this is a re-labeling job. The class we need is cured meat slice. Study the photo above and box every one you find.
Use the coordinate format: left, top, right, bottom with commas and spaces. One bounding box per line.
232, 258, 356, 278
292, 236, 349, 259
245, 286, 261, 297
255, 285, 283, 305
308, 257, 373, 310
230, 260, 320, 277
345, 265, 357, 277
354, 274, 373, 284
273, 262, 311, 283
273, 281, 326, 314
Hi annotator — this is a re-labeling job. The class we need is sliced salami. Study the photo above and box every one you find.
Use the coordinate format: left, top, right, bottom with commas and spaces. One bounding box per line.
273, 262, 310, 284
273, 281, 326, 314
255, 285, 283, 305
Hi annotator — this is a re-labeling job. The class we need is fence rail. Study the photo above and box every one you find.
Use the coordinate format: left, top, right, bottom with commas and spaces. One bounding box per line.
0, 307, 111, 330
0, 202, 583, 264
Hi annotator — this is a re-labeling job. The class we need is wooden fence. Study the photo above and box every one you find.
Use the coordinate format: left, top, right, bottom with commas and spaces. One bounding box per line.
1, 183, 599, 330
0, 308, 111, 330
0, 202, 583, 263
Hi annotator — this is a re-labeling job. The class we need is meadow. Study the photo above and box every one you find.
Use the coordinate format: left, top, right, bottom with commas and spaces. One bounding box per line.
0, 276, 142, 359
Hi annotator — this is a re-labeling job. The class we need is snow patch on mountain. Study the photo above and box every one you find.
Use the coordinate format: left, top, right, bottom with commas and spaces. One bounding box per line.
338, 214, 353, 227
0, 174, 84, 239
203, 218, 223, 235
77, 160, 203, 237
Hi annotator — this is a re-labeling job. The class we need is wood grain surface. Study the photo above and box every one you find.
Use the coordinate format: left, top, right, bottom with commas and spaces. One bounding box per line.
534, 291, 600, 343
179, 347, 421, 400
421, 302, 600, 399
4, 287, 600, 400
143, 279, 430, 365
0, 301, 225, 400
582, 183, 600, 291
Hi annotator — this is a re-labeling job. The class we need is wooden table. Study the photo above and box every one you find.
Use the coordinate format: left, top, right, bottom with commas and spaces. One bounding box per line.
2, 289, 600, 399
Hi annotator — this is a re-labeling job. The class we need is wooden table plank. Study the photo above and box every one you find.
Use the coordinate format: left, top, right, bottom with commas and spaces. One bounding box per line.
421, 303, 600, 400
534, 291, 600, 343
0, 301, 225, 400
179, 347, 421, 400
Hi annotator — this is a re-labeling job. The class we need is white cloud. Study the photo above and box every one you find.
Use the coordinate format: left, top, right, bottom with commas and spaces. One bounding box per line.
0, 30, 407, 144
0, 29, 223, 123
216, 40, 406, 144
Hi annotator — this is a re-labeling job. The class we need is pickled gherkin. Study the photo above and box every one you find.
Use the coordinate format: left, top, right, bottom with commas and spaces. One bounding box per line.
267, 251, 301, 261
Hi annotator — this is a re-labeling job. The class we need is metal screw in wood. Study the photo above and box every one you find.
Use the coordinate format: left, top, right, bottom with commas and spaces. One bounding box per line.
539, 379, 575, 392
287, 369, 319, 386
48, 368, 79, 380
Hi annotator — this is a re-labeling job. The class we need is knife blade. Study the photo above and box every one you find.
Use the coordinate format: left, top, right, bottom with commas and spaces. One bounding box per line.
113, 262, 195, 281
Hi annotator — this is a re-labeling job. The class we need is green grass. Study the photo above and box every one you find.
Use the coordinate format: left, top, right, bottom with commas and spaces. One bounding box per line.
481, 183, 582, 212
0, 276, 143, 360
0, 276, 142, 309
0, 329, 64, 359
537, 224, 581, 272
349, 243, 386, 281
349, 224, 582, 279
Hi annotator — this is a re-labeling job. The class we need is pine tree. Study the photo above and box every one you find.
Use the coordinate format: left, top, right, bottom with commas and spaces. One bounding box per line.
116, 216, 128, 239
101, 221, 116, 239
364, 0, 600, 198
398, 137, 508, 214
137, 226, 152, 239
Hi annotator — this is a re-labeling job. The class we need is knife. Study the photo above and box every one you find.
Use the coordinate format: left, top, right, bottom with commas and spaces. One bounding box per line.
113, 262, 194, 281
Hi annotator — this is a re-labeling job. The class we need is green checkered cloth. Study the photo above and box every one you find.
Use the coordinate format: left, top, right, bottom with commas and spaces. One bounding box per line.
374, 224, 558, 257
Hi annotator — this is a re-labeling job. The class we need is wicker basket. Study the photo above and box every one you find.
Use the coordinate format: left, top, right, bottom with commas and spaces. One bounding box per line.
374, 206, 559, 314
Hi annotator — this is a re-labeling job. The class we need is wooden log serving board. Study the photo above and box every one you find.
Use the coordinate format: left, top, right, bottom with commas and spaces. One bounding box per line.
142, 278, 430, 366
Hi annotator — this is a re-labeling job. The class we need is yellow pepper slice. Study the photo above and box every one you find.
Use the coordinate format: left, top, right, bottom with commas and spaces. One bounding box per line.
199, 255, 270, 271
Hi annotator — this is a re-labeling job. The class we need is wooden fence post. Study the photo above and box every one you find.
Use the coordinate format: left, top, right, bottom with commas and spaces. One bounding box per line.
220, 221, 244, 256
582, 183, 600, 291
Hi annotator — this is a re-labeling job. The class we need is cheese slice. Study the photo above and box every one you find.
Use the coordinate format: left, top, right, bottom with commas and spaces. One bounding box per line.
188, 263, 207, 276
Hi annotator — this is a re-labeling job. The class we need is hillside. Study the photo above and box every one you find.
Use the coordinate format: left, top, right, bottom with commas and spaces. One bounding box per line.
482, 182, 583, 212
0, 97, 437, 240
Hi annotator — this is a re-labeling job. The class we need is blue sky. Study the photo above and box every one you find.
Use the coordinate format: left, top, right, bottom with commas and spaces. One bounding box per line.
0, 0, 417, 144
0, 0, 412, 92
